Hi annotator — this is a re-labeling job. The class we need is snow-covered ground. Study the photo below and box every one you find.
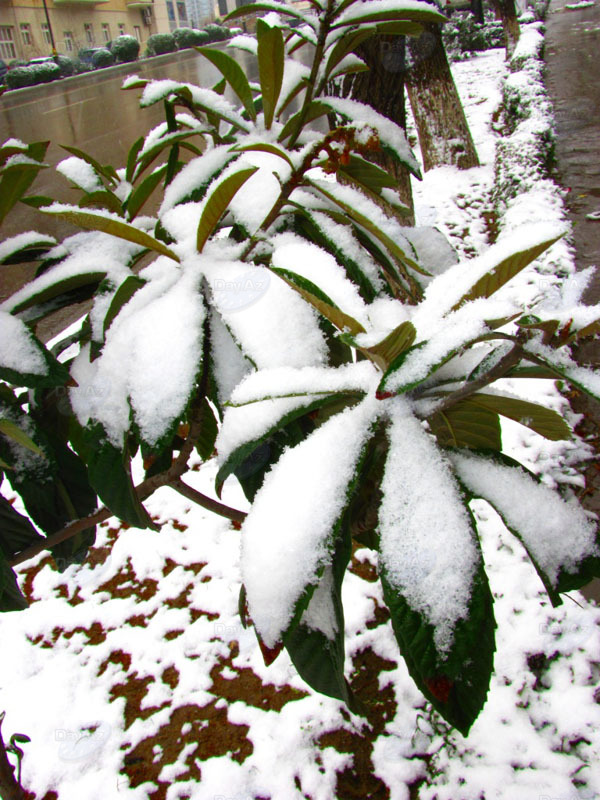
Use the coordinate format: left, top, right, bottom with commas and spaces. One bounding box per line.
2, 35, 600, 800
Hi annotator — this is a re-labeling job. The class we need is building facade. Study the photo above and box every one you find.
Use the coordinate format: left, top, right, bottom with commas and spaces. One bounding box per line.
0, 0, 205, 61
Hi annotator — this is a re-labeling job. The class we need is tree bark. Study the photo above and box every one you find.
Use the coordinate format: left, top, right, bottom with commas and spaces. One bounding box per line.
470, 0, 485, 26
336, 35, 416, 225
490, 0, 520, 59
405, 24, 480, 172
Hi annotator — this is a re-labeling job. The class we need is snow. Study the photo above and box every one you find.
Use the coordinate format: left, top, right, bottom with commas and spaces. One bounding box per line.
0, 231, 56, 264
379, 400, 479, 654
159, 146, 236, 214
70, 259, 205, 447
241, 396, 379, 647
2, 20, 600, 800
321, 96, 421, 177
56, 156, 103, 193
0, 310, 47, 375
451, 451, 598, 586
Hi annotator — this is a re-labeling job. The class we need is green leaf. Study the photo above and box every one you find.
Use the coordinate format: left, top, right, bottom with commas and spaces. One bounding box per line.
80, 423, 158, 530
225, 0, 311, 24
134, 129, 204, 180
0, 420, 44, 457
232, 142, 294, 169
278, 101, 331, 143
332, 6, 446, 28
78, 190, 124, 215
9, 270, 107, 317
256, 19, 285, 130
521, 348, 600, 403
40, 205, 180, 263
0, 233, 56, 266
0, 160, 47, 226
381, 550, 495, 736
103, 276, 146, 338
291, 210, 378, 303
196, 397, 218, 461
0, 494, 45, 560
452, 233, 563, 310
0, 550, 28, 611
197, 47, 257, 121
126, 164, 168, 220
324, 28, 373, 80
196, 166, 258, 252
338, 155, 397, 194
360, 321, 416, 370
0, 323, 71, 389
468, 393, 571, 441
428, 398, 503, 451
272, 267, 366, 335
216, 394, 359, 497
126, 135, 145, 183
307, 179, 423, 275
60, 144, 117, 187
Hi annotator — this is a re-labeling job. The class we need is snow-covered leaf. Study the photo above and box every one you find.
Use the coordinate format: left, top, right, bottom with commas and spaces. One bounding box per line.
272, 267, 366, 335
0, 311, 70, 388
196, 166, 258, 252
452, 450, 600, 598
40, 204, 180, 262
467, 392, 572, 441
197, 47, 257, 122
0, 231, 56, 266
379, 404, 495, 734
241, 396, 378, 648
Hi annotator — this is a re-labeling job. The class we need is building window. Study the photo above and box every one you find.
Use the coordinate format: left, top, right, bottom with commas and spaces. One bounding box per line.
20, 23, 33, 46
41, 22, 52, 45
84, 23, 93, 44
176, 1, 187, 20
118, 23, 126, 36
0, 26, 16, 60
64, 31, 74, 52
218, 0, 227, 17
166, 1, 175, 21
101, 23, 110, 42
134, 25, 142, 42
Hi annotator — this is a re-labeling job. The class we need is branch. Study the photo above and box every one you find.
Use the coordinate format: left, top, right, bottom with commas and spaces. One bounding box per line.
172, 479, 247, 523
424, 343, 524, 419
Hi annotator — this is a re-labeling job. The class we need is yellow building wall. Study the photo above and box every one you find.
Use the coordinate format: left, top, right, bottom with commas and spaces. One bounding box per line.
0, 0, 166, 60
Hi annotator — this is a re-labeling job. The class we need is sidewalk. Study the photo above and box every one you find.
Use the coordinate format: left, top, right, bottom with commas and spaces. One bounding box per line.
545, 0, 600, 601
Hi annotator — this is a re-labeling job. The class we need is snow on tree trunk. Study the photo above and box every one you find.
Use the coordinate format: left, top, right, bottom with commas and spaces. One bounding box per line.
337, 35, 415, 225
405, 24, 480, 172
490, 0, 521, 59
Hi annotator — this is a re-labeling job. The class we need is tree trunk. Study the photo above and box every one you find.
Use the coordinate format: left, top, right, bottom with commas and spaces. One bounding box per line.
490, 0, 520, 59
471, 0, 485, 26
337, 35, 415, 225
405, 24, 480, 172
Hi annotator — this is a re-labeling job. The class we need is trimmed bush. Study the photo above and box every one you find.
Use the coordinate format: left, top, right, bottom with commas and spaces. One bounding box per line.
146, 33, 177, 56
55, 55, 75, 77
30, 61, 61, 83
110, 34, 140, 63
5, 67, 35, 90
204, 24, 230, 42
91, 48, 115, 69
71, 59, 93, 75
442, 10, 504, 61
173, 27, 209, 49
8, 59, 28, 69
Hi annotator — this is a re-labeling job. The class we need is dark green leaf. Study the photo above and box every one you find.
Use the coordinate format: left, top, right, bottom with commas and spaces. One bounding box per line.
196, 167, 258, 252
0, 550, 28, 611
0, 495, 44, 560
196, 397, 218, 461
78, 190, 124, 214
256, 19, 285, 129
103, 276, 146, 338
428, 398, 503, 451
468, 393, 571, 441
40, 205, 180, 262
60, 144, 117, 187
80, 423, 158, 530
126, 164, 168, 219
197, 47, 257, 121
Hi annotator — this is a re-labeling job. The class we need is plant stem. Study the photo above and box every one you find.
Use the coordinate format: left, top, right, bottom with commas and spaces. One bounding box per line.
0, 716, 24, 800
425, 343, 524, 419
172, 479, 247, 522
